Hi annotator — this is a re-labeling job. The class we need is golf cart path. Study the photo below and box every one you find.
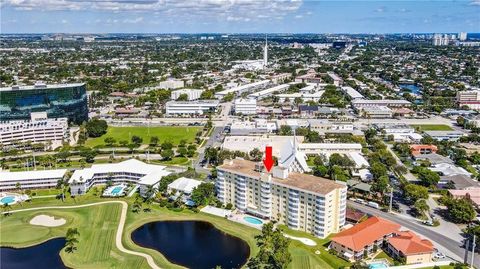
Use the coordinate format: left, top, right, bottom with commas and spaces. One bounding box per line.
2, 201, 161, 269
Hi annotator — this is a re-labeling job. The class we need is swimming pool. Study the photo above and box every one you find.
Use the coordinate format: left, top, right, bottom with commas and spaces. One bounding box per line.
243, 216, 263, 225
369, 261, 389, 269
0, 196, 16, 205
111, 186, 123, 195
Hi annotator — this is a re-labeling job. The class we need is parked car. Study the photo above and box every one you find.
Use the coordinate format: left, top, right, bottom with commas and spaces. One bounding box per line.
367, 201, 380, 209
433, 251, 446, 259
422, 220, 434, 226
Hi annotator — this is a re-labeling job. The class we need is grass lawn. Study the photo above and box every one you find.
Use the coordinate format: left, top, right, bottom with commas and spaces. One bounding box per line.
374, 250, 394, 264
85, 126, 201, 147
410, 124, 453, 131
0, 189, 352, 269
151, 157, 191, 166
277, 225, 351, 269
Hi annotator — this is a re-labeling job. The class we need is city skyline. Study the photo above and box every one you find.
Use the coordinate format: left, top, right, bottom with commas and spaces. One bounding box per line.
1, 0, 479, 34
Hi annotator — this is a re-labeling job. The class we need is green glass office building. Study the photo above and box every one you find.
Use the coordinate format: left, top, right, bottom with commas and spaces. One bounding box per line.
0, 83, 88, 124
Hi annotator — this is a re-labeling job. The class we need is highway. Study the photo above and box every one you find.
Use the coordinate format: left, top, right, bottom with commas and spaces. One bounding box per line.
348, 201, 479, 268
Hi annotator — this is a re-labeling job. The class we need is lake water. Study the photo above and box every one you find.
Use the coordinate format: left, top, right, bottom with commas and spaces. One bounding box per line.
399, 83, 422, 95
0, 238, 66, 269
131, 220, 250, 269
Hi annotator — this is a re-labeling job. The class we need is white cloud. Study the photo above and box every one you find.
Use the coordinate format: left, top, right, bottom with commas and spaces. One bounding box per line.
294, 14, 303, 19
470, 0, 480, 5
123, 16, 143, 24
3, 0, 303, 21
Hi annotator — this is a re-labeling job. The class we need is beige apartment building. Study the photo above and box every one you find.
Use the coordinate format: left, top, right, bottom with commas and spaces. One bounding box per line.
216, 158, 347, 238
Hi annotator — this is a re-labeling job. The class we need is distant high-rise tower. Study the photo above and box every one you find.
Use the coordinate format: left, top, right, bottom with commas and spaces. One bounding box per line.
459, 32, 467, 41
263, 35, 268, 67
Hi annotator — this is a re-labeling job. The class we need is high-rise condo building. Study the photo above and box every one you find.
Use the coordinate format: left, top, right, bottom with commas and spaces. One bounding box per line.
216, 158, 347, 238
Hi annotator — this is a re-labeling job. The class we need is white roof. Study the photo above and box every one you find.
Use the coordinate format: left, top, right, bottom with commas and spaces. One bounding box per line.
168, 177, 202, 194
430, 163, 471, 177
348, 152, 370, 168
279, 139, 311, 173
216, 80, 270, 95
0, 169, 67, 182
298, 143, 362, 150
69, 159, 169, 185
249, 84, 289, 98
341, 86, 364, 99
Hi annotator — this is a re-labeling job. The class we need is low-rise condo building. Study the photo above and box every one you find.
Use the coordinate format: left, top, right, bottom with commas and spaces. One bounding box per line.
0, 112, 68, 149
69, 159, 171, 196
234, 98, 257, 115
0, 169, 68, 191
170, 89, 204, 101
216, 158, 347, 238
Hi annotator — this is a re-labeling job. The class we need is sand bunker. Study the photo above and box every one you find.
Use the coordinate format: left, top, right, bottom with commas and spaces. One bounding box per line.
30, 214, 66, 227
283, 234, 317, 246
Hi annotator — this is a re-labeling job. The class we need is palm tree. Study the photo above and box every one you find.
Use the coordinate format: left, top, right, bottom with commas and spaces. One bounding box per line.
65, 228, 80, 253
132, 198, 142, 213
414, 199, 430, 218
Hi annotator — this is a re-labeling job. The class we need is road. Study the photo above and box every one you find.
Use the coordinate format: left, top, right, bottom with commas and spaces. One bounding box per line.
385, 144, 417, 182
194, 126, 224, 175
3, 201, 162, 269
348, 201, 479, 268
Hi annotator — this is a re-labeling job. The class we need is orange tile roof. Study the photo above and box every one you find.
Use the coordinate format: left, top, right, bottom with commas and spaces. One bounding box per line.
388, 231, 434, 255
331, 217, 401, 252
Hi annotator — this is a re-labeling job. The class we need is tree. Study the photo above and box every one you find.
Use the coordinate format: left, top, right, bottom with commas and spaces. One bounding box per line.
414, 199, 430, 218
445, 197, 476, 223
150, 136, 159, 146
249, 148, 263, 162
65, 228, 80, 253
176, 93, 189, 101
403, 184, 429, 202
158, 174, 179, 193
177, 147, 188, 157
131, 135, 143, 146
190, 183, 215, 206
162, 149, 174, 160
313, 165, 328, 177
370, 162, 388, 180
85, 118, 108, 138
247, 222, 291, 269
415, 167, 440, 187
371, 176, 389, 198
279, 125, 292, 136
132, 198, 142, 213
104, 137, 116, 146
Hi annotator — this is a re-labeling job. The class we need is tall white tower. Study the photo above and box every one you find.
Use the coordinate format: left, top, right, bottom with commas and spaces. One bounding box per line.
263, 35, 268, 67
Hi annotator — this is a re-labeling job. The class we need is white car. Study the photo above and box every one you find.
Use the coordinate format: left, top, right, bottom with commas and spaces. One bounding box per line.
433, 252, 446, 259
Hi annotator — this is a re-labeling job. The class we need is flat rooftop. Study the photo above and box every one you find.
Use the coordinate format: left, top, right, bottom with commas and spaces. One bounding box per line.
218, 158, 345, 195
0, 83, 85, 92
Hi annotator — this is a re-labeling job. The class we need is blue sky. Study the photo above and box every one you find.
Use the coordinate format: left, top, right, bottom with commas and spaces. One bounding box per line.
1, 0, 479, 33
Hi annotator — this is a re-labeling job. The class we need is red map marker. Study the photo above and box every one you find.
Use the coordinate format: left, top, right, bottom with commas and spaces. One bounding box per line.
263, 146, 274, 172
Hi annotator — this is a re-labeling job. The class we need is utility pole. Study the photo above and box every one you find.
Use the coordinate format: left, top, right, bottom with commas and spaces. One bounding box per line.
389, 187, 393, 212
471, 233, 476, 269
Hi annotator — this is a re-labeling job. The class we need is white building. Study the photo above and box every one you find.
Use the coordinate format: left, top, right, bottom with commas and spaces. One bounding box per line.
215, 80, 270, 98
277, 91, 325, 103
216, 158, 347, 238
457, 90, 480, 110
158, 79, 184, 90
0, 112, 68, 149
341, 86, 364, 100
234, 98, 257, 115
165, 100, 219, 116
359, 106, 393, 118
167, 177, 203, 195
423, 130, 465, 142
0, 169, 68, 191
459, 32, 467, 41
69, 159, 171, 197
170, 89, 204, 101
298, 143, 363, 155
352, 99, 411, 108
278, 138, 311, 173
229, 119, 278, 135
222, 135, 303, 157
248, 84, 290, 99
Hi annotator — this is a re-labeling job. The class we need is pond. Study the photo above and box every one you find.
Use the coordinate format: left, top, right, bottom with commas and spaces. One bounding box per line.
131, 220, 250, 269
0, 238, 66, 269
